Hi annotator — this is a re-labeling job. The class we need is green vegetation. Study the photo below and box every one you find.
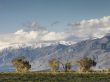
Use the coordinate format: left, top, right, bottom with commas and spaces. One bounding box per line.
0, 72, 110, 82
8, 57, 108, 82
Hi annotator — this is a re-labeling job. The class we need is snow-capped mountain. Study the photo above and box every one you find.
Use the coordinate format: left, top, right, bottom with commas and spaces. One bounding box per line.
0, 40, 75, 71
0, 35, 110, 72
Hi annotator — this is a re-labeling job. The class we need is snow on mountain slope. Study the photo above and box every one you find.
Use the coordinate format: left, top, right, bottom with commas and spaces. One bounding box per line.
0, 40, 75, 50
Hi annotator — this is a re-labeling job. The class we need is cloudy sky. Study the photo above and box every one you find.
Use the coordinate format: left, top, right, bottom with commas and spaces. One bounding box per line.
0, 0, 110, 45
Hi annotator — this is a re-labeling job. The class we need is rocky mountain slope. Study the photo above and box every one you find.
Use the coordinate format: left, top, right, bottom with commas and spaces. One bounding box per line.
0, 35, 110, 72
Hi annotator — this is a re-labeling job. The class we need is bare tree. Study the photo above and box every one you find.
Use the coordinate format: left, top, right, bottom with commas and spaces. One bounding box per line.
64, 62, 72, 72
58, 59, 72, 72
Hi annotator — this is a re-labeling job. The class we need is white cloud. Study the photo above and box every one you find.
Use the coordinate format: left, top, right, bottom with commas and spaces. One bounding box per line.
15, 29, 25, 34
0, 30, 68, 47
68, 16, 110, 40
41, 32, 66, 41
14, 29, 39, 43
1, 16, 110, 47
0, 22, 68, 47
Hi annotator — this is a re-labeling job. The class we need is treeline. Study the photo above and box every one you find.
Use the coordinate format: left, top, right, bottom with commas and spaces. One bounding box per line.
48, 57, 96, 73
11, 56, 97, 73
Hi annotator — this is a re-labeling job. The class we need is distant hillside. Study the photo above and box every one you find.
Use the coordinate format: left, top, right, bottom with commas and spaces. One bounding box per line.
0, 35, 110, 71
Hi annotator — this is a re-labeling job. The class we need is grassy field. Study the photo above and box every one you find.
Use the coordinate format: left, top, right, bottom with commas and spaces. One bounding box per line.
0, 72, 110, 82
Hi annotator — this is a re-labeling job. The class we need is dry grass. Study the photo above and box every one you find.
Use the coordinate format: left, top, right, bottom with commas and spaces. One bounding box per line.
0, 72, 110, 82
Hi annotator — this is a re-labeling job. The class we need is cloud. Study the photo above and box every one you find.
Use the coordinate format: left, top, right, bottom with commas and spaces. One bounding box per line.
0, 30, 68, 48
14, 29, 67, 42
0, 22, 68, 47
15, 29, 25, 34
41, 32, 66, 41
23, 21, 47, 31
1, 16, 110, 48
68, 16, 110, 40
51, 21, 60, 27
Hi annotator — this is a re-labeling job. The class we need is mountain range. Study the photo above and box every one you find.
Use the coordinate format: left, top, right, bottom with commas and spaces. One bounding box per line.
0, 35, 110, 72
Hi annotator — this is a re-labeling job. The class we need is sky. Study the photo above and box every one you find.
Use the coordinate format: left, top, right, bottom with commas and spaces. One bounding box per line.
1, 0, 110, 46
0, 0, 110, 33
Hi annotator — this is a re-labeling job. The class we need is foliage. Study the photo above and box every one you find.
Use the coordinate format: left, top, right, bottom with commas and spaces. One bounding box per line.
76, 57, 96, 72
48, 58, 59, 72
12, 57, 31, 73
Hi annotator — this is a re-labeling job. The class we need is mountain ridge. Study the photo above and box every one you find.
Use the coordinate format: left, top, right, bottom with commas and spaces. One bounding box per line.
0, 35, 110, 71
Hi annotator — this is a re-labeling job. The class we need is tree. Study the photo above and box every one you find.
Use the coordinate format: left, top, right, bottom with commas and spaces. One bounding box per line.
48, 58, 59, 72
76, 57, 96, 72
59, 60, 72, 72
64, 62, 72, 72
12, 57, 31, 73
